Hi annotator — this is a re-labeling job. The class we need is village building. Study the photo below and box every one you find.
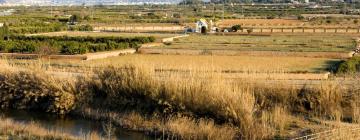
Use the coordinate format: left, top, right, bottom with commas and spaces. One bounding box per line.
195, 19, 208, 33
195, 19, 218, 34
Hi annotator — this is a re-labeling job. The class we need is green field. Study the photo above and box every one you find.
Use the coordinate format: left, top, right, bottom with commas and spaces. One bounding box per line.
160, 34, 356, 52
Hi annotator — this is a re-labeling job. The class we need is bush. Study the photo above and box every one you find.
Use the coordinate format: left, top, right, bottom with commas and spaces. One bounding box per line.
337, 57, 360, 73
9, 41, 38, 53
298, 15, 305, 20
247, 28, 253, 34
0, 41, 7, 51
69, 24, 94, 31
61, 41, 88, 55
354, 19, 359, 24
231, 25, 242, 32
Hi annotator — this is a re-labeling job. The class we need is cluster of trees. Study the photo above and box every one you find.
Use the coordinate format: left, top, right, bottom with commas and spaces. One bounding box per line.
10, 24, 93, 34
10, 24, 67, 34
0, 35, 155, 55
0, 14, 94, 34
10, 35, 155, 44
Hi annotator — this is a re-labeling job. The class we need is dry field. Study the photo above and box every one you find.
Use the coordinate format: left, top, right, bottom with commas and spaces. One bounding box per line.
7, 54, 337, 73
217, 19, 305, 27
218, 18, 360, 28
86, 54, 337, 73
4, 54, 338, 81
154, 34, 355, 53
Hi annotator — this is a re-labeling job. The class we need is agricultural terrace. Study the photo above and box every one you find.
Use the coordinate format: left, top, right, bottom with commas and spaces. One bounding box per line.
158, 34, 356, 52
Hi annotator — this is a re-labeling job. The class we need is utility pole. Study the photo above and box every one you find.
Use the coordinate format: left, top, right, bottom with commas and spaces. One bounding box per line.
50, 0, 53, 17
223, 0, 225, 22
222, 0, 225, 35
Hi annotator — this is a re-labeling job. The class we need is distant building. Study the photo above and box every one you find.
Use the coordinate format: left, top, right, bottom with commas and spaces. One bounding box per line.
195, 19, 208, 33
0, 23, 3, 27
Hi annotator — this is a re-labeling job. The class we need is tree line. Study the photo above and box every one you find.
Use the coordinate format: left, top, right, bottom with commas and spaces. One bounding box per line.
0, 34, 155, 55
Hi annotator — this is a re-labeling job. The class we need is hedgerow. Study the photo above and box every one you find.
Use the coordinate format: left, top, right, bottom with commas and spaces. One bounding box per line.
0, 35, 155, 55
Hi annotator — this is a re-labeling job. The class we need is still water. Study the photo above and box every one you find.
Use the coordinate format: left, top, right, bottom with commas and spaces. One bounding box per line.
1, 110, 153, 140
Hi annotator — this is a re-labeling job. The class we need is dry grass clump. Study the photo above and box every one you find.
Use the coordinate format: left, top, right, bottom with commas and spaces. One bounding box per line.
76, 65, 273, 139
0, 67, 75, 114
260, 106, 290, 135
165, 117, 237, 140
292, 83, 344, 120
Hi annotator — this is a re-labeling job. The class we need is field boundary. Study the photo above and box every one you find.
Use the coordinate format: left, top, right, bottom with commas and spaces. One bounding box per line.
236, 27, 360, 34
0, 49, 136, 61
292, 126, 360, 140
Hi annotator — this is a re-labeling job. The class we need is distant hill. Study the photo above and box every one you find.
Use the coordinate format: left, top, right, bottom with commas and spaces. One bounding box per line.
0, 0, 184, 6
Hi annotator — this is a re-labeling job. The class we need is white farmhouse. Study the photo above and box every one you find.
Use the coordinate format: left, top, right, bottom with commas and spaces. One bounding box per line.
195, 19, 208, 33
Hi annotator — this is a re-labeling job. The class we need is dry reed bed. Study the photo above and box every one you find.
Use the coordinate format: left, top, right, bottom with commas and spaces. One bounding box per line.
0, 60, 359, 139
4, 54, 338, 81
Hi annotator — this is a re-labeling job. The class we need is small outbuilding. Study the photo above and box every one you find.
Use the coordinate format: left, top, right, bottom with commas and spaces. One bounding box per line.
195, 19, 208, 34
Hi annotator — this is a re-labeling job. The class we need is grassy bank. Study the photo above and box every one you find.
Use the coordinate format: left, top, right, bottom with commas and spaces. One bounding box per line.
0, 60, 359, 139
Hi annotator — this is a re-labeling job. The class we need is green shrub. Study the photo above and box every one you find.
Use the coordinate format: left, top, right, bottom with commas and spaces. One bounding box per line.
0, 41, 7, 51
9, 41, 38, 53
60, 41, 88, 55
231, 25, 242, 32
337, 57, 360, 73
78, 24, 93, 31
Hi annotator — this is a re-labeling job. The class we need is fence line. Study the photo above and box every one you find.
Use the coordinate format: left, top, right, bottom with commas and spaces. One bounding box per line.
292, 126, 360, 140
240, 27, 360, 34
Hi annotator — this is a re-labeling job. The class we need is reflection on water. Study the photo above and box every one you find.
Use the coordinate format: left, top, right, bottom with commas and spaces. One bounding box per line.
0, 110, 153, 140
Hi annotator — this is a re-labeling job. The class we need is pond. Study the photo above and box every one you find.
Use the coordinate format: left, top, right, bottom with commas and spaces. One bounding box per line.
0, 110, 154, 140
